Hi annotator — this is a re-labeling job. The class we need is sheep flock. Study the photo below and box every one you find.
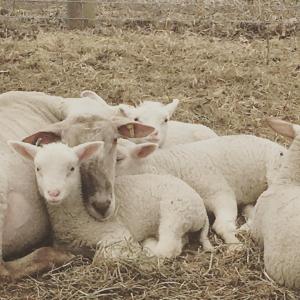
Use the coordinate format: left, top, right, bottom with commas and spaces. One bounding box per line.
1, 1, 300, 298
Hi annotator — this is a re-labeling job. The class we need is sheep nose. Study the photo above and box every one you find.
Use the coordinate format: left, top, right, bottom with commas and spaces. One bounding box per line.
48, 190, 61, 198
92, 199, 111, 216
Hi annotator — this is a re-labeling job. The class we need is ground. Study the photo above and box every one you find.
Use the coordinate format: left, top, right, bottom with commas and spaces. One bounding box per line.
0, 0, 300, 299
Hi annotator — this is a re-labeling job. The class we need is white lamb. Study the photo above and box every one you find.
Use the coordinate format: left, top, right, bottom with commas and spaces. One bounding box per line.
0, 89, 155, 279
80, 90, 218, 148
250, 118, 300, 289
0, 91, 116, 278
115, 135, 286, 248
9, 141, 213, 259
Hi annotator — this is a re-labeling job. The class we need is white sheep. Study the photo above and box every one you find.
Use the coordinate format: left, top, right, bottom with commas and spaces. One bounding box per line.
250, 118, 300, 289
119, 100, 218, 147
0, 91, 154, 278
0, 91, 101, 278
9, 141, 213, 259
80, 90, 217, 148
115, 135, 286, 248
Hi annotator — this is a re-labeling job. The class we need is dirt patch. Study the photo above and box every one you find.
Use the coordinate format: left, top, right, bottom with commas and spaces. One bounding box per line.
0, 0, 300, 299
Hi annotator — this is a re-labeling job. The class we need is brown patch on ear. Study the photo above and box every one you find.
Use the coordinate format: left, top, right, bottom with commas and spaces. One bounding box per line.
22, 132, 61, 146
118, 123, 154, 138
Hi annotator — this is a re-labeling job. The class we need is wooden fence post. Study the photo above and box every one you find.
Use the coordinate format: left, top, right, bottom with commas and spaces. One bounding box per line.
67, 0, 96, 30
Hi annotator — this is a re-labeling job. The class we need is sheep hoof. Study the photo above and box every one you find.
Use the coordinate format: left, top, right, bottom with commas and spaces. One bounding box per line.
142, 238, 158, 257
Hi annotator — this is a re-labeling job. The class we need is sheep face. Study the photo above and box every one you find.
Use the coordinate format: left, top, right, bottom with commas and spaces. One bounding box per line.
8, 142, 102, 205
21, 115, 155, 221
116, 138, 158, 176
119, 99, 179, 147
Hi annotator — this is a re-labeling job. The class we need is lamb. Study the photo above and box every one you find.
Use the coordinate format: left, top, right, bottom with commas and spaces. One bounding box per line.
80, 90, 218, 148
0, 90, 154, 279
118, 100, 218, 147
250, 118, 300, 289
9, 141, 213, 259
0, 91, 106, 278
115, 135, 286, 248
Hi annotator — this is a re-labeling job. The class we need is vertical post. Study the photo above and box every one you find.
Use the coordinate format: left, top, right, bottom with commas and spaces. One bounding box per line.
67, 0, 96, 30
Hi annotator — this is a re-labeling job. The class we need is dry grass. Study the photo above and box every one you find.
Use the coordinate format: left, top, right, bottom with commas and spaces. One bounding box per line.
0, 0, 300, 299
1, 234, 299, 299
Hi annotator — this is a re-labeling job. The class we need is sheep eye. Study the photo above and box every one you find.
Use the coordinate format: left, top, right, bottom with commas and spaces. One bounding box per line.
116, 157, 124, 163
70, 167, 75, 172
36, 167, 40, 172
134, 117, 139, 122
164, 118, 168, 123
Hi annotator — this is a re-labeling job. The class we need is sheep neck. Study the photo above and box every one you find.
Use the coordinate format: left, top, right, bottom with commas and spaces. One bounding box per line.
277, 137, 300, 185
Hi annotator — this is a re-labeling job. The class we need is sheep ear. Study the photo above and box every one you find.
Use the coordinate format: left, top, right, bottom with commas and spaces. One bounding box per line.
8, 140, 39, 160
118, 104, 133, 118
117, 122, 155, 139
131, 143, 158, 159
266, 117, 300, 139
73, 141, 104, 162
80, 90, 107, 106
22, 121, 65, 145
165, 99, 179, 117
22, 131, 61, 146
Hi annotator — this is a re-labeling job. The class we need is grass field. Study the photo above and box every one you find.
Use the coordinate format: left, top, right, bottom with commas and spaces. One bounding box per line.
0, 0, 300, 299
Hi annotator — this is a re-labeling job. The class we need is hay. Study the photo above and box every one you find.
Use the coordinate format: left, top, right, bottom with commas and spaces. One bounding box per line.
0, 0, 300, 298
1, 235, 298, 299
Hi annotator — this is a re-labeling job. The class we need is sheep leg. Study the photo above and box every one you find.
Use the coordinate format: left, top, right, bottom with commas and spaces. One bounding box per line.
143, 214, 185, 258
238, 204, 255, 232
199, 216, 214, 252
143, 234, 189, 256
142, 237, 159, 256
209, 191, 241, 249
5, 247, 74, 280
242, 204, 255, 220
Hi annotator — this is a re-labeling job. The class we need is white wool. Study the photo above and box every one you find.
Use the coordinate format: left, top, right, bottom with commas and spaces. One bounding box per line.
10, 141, 212, 259
46, 173, 213, 259
250, 118, 300, 289
116, 135, 286, 248
79, 91, 217, 148
0, 91, 114, 260
119, 100, 217, 147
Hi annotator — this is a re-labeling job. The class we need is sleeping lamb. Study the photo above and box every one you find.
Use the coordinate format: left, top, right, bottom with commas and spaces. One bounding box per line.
9, 141, 213, 259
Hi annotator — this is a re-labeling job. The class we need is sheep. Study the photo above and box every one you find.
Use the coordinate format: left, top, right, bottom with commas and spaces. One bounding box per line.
0, 91, 100, 278
250, 118, 300, 289
9, 141, 213, 259
80, 90, 217, 148
118, 100, 218, 147
0, 90, 154, 278
115, 135, 286, 248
